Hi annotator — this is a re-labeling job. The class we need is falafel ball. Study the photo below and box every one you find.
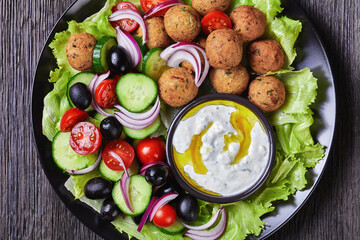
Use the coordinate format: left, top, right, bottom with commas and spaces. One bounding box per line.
230, 5, 266, 42
66, 32, 97, 71
192, 0, 230, 16
164, 5, 201, 42
210, 64, 249, 94
247, 39, 285, 74
206, 29, 243, 69
158, 67, 198, 107
145, 17, 171, 49
248, 76, 286, 112
193, 36, 207, 49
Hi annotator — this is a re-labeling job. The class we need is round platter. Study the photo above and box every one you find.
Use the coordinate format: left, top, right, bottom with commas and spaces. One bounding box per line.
31, 0, 336, 239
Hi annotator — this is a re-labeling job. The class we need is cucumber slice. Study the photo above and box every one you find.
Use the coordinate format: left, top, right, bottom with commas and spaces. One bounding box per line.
123, 116, 161, 139
134, 36, 148, 72
116, 73, 157, 113
142, 47, 171, 82
52, 131, 99, 171
99, 158, 140, 182
67, 72, 95, 111
112, 175, 152, 216
93, 36, 117, 74
156, 220, 185, 235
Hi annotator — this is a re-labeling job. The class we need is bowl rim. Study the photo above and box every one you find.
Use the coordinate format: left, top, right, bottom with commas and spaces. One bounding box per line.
166, 93, 276, 203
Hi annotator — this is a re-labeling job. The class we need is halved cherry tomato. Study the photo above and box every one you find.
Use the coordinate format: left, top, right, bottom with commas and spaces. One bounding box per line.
102, 139, 135, 171
70, 122, 102, 155
153, 204, 177, 228
136, 137, 166, 165
201, 11, 232, 35
111, 2, 140, 32
140, 0, 169, 16
95, 78, 119, 109
60, 108, 89, 132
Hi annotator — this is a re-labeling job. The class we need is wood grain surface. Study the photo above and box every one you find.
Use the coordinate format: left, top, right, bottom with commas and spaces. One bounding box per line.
1, 0, 359, 239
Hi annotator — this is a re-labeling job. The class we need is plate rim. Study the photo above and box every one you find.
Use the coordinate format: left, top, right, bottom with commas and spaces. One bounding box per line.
31, 0, 337, 239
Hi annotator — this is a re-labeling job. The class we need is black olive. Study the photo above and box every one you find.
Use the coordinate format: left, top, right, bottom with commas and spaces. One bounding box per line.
145, 165, 169, 186
132, 213, 144, 225
84, 177, 113, 199
155, 181, 185, 197
107, 45, 130, 74
69, 82, 92, 110
100, 197, 121, 222
176, 194, 199, 222
100, 117, 122, 141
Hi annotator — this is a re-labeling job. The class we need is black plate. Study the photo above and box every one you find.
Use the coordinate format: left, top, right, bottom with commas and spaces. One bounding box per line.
31, 0, 336, 239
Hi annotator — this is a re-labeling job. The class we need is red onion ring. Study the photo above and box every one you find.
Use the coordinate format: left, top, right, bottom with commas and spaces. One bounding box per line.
88, 71, 112, 117
65, 148, 102, 175
139, 161, 168, 176
109, 9, 147, 44
116, 27, 142, 68
144, 0, 183, 19
160, 42, 209, 87
184, 207, 226, 240
178, 207, 223, 231
109, 151, 133, 212
167, 50, 200, 86
149, 192, 179, 221
114, 97, 160, 120
114, 112, 159, 130
137, 196, 158, 232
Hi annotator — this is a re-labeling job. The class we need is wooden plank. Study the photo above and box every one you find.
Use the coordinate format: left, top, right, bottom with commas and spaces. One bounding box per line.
0, 0, 359, 239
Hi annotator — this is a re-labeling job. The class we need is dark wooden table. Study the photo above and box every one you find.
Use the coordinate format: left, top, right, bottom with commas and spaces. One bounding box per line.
1, 0, 359, 239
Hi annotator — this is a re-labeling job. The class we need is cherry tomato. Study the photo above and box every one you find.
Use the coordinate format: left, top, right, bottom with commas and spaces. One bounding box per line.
60, 108, 89, 132
152, 204, 177, 228
102, 139, 135, 171
70, 122, 102, 155
111, 2, 140, 32
200, 11, 232, 35
95, 78, 119, 109
136, 137, 166, 165
140, 0, 169, 16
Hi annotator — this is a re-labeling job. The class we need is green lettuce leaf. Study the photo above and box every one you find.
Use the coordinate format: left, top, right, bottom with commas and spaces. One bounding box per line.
253, 0, 283, 23
265, 16, 302, 68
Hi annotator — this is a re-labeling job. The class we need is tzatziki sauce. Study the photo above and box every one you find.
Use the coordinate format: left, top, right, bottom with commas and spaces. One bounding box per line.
172, 104, 269, 196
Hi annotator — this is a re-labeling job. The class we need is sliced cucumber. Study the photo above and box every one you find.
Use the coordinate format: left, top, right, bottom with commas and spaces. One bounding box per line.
116, 73, 157, 113
123, 116, 161, 139
112, 175, 152, 216
134, 36, 148, 72
99, 158, 140, 182
142, 47, 171, 82
52, 131, 99, 171
156, 220, 185, 235
67, 72, 95, 111
93, 36, 117, 74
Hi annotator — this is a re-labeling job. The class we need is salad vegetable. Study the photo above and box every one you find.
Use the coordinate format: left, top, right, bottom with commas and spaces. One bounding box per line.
42, 0, 325, 239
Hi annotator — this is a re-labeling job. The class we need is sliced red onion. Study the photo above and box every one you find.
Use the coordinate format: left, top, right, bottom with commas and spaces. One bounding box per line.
160, 42, 209, 87
109, 151, 133, 212
178, 207, 223, 231
184, 207, 226, 240
116, 26, 142, 68
175, 42, 210, 87
88, 71, 112, 117
167, 50, 200, 87
109, 151, 129, 178
149, 192, 179, 221
114, 111, 159, 130
144, 0, 183, 19
137, 196, 158, 232
66, 148, 102, 175
114, 96, 160, 120
139, 161, 168, 176
109, 9, 147, 44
